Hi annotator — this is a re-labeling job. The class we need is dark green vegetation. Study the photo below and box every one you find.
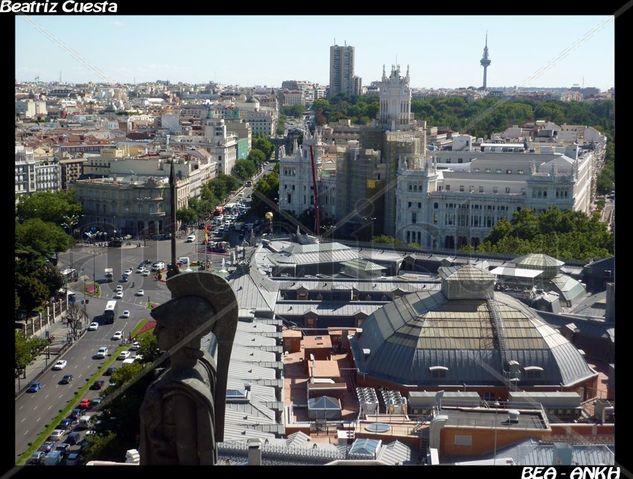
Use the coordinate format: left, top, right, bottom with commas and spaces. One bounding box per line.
313, 96, 614, 142
15, 192, 81, 318
250, 163, 279, 218
469, 207, 614, 262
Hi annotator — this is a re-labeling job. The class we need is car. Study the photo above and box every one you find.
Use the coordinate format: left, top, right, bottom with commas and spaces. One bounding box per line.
111, 331, 123, 340
55, 442, 71, 454
135, 289, 144, 296
136, 267, 145, 273
58, 418, 73, 430
65, 452, 81, 466
65, 432, 81, 446
88, 322, 99, 331
113, 291, 124, 299
90, 380, 105, 390
186, 234, 196, 242
115, 284, 123, 291
49, 429, 65, 441
129, 341, 141, 351
39, 442, 56, 453
26, 383, 42, 393
69, 408, 83, 420
124, 268, 133, 275
151, 261, 165, 271
117, 350, 131, 360
59, 374, 73, 385
104, 366, 116, 376
142, 270, 150, 276
78, 398, 91, 409
121, 310, 130, 319
30, 451, 45, 464
95, 346, 108, 359
90, 397, 103, 408
52, 359, 67, 370
120, 276, 128, 283
109, 378, 118, 387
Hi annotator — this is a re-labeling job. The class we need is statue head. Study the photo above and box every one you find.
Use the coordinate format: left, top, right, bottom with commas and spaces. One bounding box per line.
151, 295, 215, 354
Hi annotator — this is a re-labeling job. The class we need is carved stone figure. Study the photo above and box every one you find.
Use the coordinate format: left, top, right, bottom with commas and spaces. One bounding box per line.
139, 272, 238, 465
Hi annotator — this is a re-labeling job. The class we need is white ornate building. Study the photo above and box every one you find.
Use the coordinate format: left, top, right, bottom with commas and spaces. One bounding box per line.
395, 142, 597, 250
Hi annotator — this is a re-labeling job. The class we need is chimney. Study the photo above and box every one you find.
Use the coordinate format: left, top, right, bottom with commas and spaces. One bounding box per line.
247, 438, 262, 465
429, 414, 448, 453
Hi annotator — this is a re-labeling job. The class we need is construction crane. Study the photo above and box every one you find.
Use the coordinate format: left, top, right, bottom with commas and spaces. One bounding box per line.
309, 144, 320, 236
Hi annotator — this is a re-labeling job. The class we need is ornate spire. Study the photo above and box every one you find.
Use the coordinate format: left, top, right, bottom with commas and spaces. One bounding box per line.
382, 64, 387, 81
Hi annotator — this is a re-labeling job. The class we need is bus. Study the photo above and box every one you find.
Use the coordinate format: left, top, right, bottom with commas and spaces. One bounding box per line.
104, 300, 118, 324
60, 268, 78, 283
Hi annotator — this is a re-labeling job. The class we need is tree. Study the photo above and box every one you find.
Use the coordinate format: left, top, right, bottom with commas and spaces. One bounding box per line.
252, 134, 274, 160
250, 170, 279, 217
281, 104, 305, 117
65, 303, 89, 341
16, 191, 82, 225
247, 149, 266, 168
15, 274, 49, 314
15, 218, 73, 257
176, 208, 198, 227
232, 159, 257, 180
137, 333, 161, 364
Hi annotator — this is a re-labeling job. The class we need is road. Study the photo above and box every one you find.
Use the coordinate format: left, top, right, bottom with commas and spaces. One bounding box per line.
600, 197, 615, 231
16, 240, 202, 457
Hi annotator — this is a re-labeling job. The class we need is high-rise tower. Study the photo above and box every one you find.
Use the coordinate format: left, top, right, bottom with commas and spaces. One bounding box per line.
329, 43, 361, 98
480, 32, 491, 90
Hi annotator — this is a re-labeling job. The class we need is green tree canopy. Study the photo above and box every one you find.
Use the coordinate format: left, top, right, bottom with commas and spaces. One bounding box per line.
176, 207, 199, 226
232, 159, 257, 180
16, 191, 82, 226
252, 134, 274, 160
478, 207, 613, 262
16, 218, 73, 257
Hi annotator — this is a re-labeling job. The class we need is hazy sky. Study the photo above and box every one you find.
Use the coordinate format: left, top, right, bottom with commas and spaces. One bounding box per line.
16, 15, 614, 90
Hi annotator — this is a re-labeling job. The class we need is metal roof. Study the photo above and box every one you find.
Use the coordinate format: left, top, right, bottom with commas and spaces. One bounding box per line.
229, 270, 278, 312
514, 254, 564, 268
341, 258, 387, 271
377, 441, 415, 465
351, 289, 596, 387
491, 439, 614, 465
275, 302, 384, 317
550, 274, 586, 302
490, 266, 543, 279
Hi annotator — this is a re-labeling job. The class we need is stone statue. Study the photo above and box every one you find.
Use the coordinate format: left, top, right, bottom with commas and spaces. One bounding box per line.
139, 272, 238, 465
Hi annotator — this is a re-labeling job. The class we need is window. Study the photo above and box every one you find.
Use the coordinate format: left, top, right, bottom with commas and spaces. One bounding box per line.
506, 169, 512, 174
287, 194, 292, 204
434, 202, 438, 209
411, 212, 417, 224
474, 168, 480, 173
496, 169, 502, 174
292, 185, 295, 191
517, 169, 524, 174
438, 185, 443, 191
408, 184, 412, 191
485, 168, 491, 173
458, 158, 463, 164
479, 186, 484, 193
445, 185, 450, 191
459, 185, 465, 192
493, 186, 498, 194
408, 202, 412, 208
454, 435, 473, 446
418, 202, 422, 208
469, 185, 474, 193
505, 187, 511, 193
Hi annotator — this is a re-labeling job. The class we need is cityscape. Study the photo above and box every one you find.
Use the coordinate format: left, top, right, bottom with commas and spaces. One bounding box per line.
14, 15, 615, 469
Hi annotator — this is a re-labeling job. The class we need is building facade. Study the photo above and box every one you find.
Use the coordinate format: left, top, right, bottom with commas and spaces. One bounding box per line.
329, 44, 357, 99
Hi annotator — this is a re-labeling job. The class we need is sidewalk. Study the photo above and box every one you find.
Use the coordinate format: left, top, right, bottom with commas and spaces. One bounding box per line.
15, 316, 76, 397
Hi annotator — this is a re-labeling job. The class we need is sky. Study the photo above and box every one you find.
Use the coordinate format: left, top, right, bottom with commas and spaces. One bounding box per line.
15, 15, 615, 90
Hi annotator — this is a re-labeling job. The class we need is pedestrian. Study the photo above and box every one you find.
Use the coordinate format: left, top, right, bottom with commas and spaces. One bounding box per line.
132, 281, 135, 288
